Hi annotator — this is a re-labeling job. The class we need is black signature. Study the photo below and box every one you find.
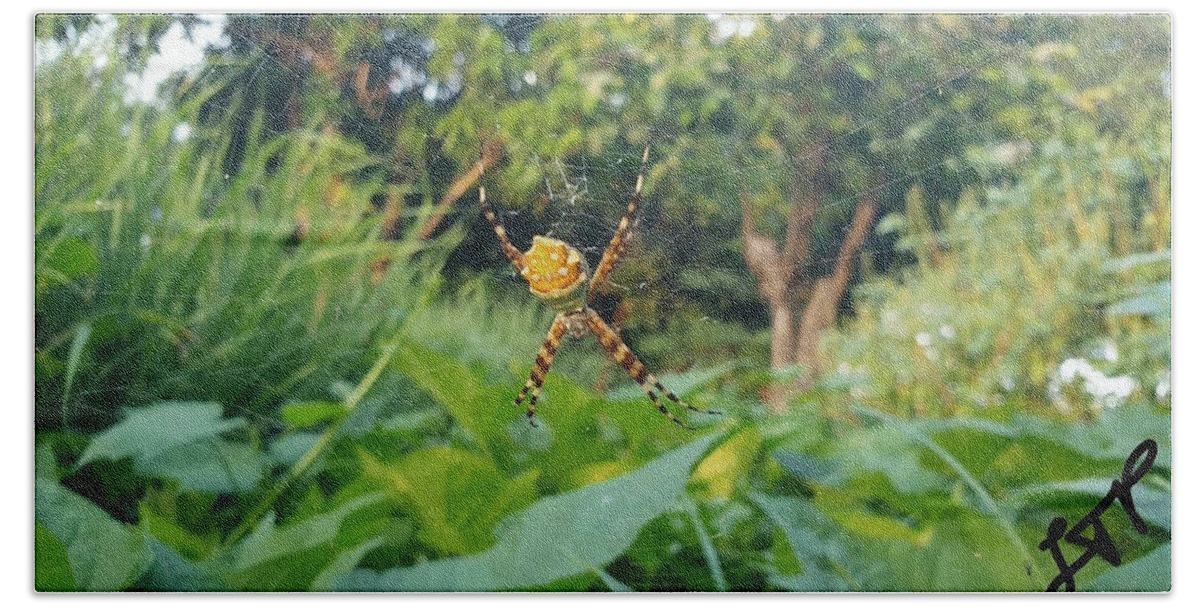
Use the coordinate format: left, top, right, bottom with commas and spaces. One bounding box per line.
1038, 438, 1159, 592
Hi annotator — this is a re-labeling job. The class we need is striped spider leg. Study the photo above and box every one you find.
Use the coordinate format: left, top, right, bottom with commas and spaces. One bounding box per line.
477, 144, 719, 427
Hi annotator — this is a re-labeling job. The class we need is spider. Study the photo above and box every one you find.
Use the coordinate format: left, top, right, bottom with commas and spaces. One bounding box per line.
477, 144, 719, 429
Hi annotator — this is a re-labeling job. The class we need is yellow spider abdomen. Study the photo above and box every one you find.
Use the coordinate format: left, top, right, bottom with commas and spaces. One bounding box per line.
521, 235, 588, 308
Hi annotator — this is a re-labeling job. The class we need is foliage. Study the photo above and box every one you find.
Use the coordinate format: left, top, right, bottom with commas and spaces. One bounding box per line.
34, 14, 1169, 593
35, 27, 448, 436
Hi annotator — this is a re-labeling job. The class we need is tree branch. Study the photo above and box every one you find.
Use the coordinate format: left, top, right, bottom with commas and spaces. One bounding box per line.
793, 182, 880, 384
740, 197, 795, 370
417, 140, 505, 240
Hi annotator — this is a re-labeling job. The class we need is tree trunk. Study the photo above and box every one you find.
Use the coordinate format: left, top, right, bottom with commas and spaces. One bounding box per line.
740, 159, 880, 411
793, 192, 878, 389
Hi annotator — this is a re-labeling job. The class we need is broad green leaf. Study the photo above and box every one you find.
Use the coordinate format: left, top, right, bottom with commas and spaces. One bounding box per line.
268, 432, 321, 466
281, 401, 346, 428
827, 510, 931, 544
751, 493, 854, 591
78, 402, 247, 467
139, 504, 214, 561
1012, 406, 1171, 464
141, 540, 227, 592
388, 338, 683, 493
865, 510, 1039, 591
34, 479, 152, 591
690, 426, 760, 499
336, 432, 722, 591
835, 424, 945, 494
774, 450, 839, 484
310, 537, 385, 591
388, 339, 508, 458
35, 522, 76, 592
606, 362, 733, 403
227, 493, 386, 591
1012, 478, 1170, 531
1085, 543, 1170, 592
35, 441, 58, 480
358, 445, 539, 555
137, 439, 264, 493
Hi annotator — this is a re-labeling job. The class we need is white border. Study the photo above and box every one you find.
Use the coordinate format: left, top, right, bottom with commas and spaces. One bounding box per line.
7, 2, 1192, 607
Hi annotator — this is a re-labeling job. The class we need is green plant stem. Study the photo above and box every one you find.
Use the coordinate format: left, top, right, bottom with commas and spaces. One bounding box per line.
61, 322, 92, 431
221, 338, 402, 550
682, 497, 728, 591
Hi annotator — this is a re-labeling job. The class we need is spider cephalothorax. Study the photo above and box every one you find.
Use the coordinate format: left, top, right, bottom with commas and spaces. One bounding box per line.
477, 145, 719, 428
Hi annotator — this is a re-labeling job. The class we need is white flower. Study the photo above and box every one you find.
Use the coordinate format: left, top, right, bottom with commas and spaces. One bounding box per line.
1000, 374, 1016, 392
1094, 340, 1119, 363
916, 332, 933, 347
1156, 371, 1171, 401
171, 122, 191, 142
1048, 358, 1138, 410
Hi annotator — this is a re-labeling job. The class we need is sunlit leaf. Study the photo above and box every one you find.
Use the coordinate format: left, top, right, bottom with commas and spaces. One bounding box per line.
1013, 478, 1170, 531
35, 522, 76, 592
358, 445, 539, 555
42, 237, 99, 281
336, 432, 721, 591
281, 401, 346, 428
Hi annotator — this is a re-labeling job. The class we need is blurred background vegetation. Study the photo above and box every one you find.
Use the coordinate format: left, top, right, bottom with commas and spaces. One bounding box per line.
34, 13, 1170, 592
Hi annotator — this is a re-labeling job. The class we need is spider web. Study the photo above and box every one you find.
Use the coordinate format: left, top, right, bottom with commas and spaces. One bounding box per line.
37, 14, 1168, 545
42, 13, 1170, 429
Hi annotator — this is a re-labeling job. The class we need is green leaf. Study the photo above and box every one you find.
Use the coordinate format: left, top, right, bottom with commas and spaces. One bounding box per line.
281, 401, 346, 428
137, 439, 264, 493
1013, 478, 1170, 531
139, 504, 214, 561
774, 449, 839, 484
1107, 280, 1170, 317
35, 522, 77, 592
60, 322, 91, 415
606, 362, 733, 403
268, 432, 322, 466
1101, 250, 1170, 273
336, 432, 722, 591
227, 493, 387, 591
751, 493, 854, 591
1013, 406, 1171, 464
43, 236, 99, 281
1085, 543, 1170, 592
78, 402, 247, 467
388, 339, 509, 458
310, 537, 385, 591
35, 441, 58, 480
359, 445, 539, 555
141, 540, 227, 591
836, 425, 945, 494
34, 479, 152, 591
